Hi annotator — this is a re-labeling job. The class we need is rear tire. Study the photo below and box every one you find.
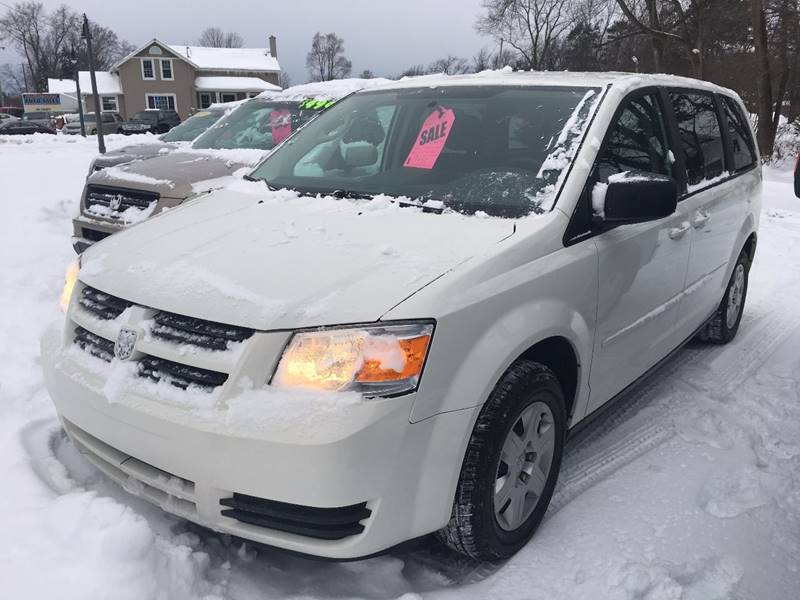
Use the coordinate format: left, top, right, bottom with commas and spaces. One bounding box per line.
700, 251, 750, 344
437, 360, 566, 561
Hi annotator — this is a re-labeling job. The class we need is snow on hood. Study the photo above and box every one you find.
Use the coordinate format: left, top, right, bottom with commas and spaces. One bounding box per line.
79, 185, 515, 330
86, 149, 264, 199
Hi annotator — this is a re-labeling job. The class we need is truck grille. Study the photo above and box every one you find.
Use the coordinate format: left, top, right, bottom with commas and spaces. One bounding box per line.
220, 494, 371, 540
73, 326, 115, 362
151, 311, 254, 351
138, 356, 228, 391
79, 286, 132, 320
85, 185, 159, 215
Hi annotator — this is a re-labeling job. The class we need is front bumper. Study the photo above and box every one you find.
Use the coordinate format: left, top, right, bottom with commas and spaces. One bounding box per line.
41, 317, 473, 559
71, 215, 121, 253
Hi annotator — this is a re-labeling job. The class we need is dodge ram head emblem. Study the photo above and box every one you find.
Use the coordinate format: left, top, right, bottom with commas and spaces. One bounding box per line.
109, 194, 123, 211
114, 327, 138, 361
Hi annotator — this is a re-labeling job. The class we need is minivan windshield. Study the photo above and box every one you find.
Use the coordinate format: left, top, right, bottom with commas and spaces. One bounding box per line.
161, 109, 222, 142
191, 98, 323, 151
132, 111, 159, 122
249, 85, 600, 218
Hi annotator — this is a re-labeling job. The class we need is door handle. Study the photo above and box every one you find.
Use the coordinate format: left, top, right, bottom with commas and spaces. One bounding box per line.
669, 222, 691, 240
691, 211, 710, 228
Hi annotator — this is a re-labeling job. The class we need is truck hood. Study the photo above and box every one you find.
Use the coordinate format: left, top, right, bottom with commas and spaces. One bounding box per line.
86, 150, 263, 199
79, 187, 515, 330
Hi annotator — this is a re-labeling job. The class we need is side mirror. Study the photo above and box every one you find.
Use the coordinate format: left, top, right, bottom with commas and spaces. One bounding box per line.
794, 153, 800, 198
600, 172, 678, 226
344, 144, 378, 168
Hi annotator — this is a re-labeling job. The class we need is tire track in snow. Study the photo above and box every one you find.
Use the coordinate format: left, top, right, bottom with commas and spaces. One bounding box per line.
549, 291, 799, 517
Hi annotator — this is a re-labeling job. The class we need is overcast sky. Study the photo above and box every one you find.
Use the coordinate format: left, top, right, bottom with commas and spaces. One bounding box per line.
9, 0, 491, 84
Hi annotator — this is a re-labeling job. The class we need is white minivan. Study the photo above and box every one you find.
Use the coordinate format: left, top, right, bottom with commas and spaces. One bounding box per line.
43, 71, 760, 561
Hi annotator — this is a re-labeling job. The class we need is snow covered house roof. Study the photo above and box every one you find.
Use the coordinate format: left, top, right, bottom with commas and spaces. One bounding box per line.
167, 45, 280, 73
195, 76, 280, 93
48, 72, 123, 96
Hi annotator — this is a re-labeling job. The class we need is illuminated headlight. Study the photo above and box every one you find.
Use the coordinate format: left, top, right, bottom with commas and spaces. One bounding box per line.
272, 322, 434, 396
59, 260, 80, 313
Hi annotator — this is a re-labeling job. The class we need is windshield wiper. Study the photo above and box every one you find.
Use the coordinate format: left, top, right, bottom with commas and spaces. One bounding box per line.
330, 189, 374, 200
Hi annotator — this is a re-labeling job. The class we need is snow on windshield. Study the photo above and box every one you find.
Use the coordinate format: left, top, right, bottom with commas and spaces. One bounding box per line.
251, 85, 603, 218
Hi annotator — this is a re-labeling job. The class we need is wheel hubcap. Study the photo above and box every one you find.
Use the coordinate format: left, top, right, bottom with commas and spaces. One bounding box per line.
494, 401, 555, 531
726, 264, 745, 329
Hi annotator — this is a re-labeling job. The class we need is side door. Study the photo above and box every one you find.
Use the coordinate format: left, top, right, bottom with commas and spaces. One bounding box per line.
669, 91, 754, 335
586, 90, 693, 413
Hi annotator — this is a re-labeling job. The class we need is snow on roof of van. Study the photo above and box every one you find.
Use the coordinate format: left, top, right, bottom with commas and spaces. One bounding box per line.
167, 45, 280, 72
371, 68, 736, 96
195, 76, 280, 93
48, 72, 123, 96
257, 78, 393, 102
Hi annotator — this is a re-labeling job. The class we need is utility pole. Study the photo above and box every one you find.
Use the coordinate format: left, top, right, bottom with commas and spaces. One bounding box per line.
82, 14, 105, 153
71, 46, 86, 137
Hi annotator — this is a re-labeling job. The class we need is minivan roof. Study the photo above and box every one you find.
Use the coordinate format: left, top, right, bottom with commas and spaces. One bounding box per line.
370, 69, 736, 97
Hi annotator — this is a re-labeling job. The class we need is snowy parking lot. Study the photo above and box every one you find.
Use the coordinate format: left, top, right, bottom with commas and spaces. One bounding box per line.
1, 134, 799, 599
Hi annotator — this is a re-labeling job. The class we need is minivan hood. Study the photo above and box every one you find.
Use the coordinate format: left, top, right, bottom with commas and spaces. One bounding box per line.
86, 151, 257, 199
79, 188, 515, 330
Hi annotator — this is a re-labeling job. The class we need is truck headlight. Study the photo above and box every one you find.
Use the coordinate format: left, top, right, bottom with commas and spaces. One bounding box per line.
59, 260, 79, 312
272, 322, 434, 396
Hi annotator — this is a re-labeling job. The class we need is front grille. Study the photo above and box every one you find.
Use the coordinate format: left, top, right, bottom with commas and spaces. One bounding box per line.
81, 228, 110, 243
79, 286, 132, 320
150, 311, 254, 351
73, 326, 114, 362
220, 494, 371, 540
85, 185, 159, 215
138, 355, 228, 391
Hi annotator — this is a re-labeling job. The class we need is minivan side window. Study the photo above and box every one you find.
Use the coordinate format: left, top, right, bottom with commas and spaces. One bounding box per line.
595, 93, 671, 183
669, 91, 725, 188
721, 96, 756, 171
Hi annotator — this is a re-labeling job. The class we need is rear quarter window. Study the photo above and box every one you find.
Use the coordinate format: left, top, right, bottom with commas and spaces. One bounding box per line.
721, 96, 756, 171
669, 91, 725, 189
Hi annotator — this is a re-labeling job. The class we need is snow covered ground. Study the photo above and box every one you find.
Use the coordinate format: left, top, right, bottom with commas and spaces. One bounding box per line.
1, 134, 799, 599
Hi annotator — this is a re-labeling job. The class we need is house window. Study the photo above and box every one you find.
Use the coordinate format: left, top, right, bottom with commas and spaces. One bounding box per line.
199, 93, 213, 109
141, 58, 155, 80
220, 92, 237, 103
146, 94, 176, 110
101, 96, 117, 112
160, 59, 173, 80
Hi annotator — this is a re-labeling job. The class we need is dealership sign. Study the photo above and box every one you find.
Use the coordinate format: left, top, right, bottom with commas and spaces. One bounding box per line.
22, 93, 65, 112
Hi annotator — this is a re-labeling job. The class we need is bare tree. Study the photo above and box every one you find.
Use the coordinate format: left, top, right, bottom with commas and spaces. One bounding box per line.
197, 27, 244, 48
0, 63, 29, 96
305, 32, 352, 81
0, 2, 135, 91
358, 69, 375, 79
398, 64, 426, 78
477, 0, 574, 70
428, 55, 470, 74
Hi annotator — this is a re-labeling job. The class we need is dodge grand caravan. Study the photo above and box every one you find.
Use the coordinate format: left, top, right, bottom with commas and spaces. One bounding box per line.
71, 79, 389, 253
43, 72, 760, 561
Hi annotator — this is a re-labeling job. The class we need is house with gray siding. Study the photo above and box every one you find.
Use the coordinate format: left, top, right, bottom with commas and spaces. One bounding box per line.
48, 36, 281, 120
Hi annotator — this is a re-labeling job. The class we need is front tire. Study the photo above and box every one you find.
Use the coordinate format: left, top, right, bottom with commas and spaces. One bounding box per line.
437, 360, 566, 561
700, 251, 750, 344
